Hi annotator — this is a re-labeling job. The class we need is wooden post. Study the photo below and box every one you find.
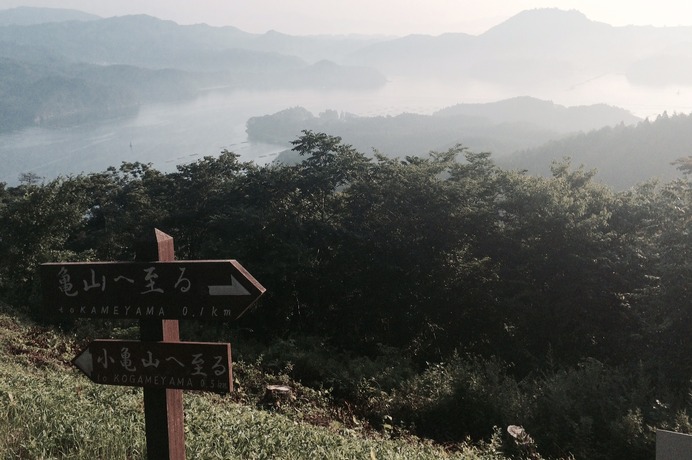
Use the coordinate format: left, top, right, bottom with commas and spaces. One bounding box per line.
136, 229, 186, 460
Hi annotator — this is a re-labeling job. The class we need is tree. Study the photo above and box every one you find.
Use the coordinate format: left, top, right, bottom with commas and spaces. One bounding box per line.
166, 151, 250, 259
624, 176, 692, 391
0, 177, 91, 309
673, 155, 692, 176
71, 162, 172, 261
492, 160, 642, 369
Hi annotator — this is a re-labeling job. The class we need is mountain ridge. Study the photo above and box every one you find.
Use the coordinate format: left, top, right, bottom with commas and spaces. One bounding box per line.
344, 8, 692, 87
5, 6, 692, 86
501, 112, 692, 188
247, 96, 640, 162
0, 8, 387, 133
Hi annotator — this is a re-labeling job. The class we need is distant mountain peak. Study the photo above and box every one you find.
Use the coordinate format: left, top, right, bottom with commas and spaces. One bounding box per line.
482, 8, 609, 37
515, 8, 588, 20
506, 8, 591, 24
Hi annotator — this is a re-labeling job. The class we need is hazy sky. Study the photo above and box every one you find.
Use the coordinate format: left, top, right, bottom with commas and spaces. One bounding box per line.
1, 0, 692, 35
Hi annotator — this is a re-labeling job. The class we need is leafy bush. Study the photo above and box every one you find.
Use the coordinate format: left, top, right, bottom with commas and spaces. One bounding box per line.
384, 354, 528, 443
524, 359, 657, 460
233, 335, 417, 402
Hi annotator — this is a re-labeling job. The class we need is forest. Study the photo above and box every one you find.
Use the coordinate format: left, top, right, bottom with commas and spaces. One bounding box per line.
0, 131, 690, 459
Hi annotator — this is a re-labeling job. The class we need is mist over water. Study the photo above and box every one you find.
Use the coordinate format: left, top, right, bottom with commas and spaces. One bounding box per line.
1, 75, 690, 185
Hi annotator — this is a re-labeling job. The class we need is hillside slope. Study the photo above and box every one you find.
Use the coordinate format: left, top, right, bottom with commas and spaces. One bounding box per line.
502, 111, 691, 188
0, 306, 505, 459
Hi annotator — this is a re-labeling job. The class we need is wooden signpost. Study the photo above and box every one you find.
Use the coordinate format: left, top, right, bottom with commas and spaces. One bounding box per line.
40, 229, 266, 460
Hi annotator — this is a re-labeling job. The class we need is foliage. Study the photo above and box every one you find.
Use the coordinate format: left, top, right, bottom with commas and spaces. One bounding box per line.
524, 359, 656, 460
385, 354, 527, 442
0, 178, 93, 307
0, 131, 690, 458
492, 162, 640, 368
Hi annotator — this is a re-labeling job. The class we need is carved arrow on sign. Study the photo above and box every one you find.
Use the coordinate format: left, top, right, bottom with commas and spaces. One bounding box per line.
208, 277, 251, 296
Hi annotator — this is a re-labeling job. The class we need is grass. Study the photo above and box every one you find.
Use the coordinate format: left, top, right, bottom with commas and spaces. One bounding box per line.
0, 307, 509, 459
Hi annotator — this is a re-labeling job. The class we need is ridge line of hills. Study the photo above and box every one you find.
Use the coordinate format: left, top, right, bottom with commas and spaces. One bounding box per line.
2, 6, 691, 121
246, 101, 692, 189
2, 5, 688, 131
2, 6, 692, 83
1, 6, 692, 189
246, 97, 639, 157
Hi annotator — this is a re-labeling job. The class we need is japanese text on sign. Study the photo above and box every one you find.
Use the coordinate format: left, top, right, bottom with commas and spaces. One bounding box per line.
41, 260, 266, 320
74, 340, 233, 393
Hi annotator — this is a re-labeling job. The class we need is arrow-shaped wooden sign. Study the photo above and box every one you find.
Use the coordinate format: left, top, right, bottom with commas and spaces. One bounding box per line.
73, 339, 232, 393
40, 260, 266, 320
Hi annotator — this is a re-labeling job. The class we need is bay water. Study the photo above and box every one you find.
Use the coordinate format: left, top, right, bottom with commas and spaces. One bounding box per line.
1, 75, 690, 185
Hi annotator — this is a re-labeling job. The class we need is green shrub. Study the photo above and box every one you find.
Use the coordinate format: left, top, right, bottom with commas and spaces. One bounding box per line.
525, 359, 656, 460
386, 354, 528, 443
232, 336, 417, 401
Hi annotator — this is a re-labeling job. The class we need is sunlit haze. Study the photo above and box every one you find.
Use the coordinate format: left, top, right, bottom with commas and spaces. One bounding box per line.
2, 0, 692, 35
1, 0, 692, 185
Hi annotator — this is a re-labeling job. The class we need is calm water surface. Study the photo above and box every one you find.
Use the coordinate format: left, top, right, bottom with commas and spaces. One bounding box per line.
1, 75, 691, 185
